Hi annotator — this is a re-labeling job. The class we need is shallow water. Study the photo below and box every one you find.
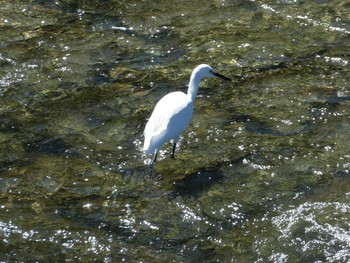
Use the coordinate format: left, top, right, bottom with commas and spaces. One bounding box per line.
0, 0, 350, 261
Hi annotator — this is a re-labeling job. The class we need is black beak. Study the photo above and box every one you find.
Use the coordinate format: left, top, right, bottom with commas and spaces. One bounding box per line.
212, 71, 232, 81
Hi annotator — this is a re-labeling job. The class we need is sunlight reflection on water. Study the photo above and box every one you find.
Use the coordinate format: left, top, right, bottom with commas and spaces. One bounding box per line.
0, 0, 350, 261
271, 202, 350, 262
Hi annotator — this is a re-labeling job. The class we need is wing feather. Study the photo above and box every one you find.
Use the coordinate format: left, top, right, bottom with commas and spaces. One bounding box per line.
144, 91, 193, 154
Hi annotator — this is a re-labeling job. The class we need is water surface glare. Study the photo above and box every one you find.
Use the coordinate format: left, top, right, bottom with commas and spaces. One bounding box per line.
0, 0, 350, 261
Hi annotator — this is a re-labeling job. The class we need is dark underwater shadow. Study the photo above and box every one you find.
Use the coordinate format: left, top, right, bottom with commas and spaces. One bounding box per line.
170, 165, 225, 198
23, 136, 80, 157
116, 158, 227, 199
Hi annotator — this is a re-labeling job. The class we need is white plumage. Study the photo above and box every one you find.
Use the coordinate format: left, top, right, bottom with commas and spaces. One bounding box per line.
143, 64, 231, 163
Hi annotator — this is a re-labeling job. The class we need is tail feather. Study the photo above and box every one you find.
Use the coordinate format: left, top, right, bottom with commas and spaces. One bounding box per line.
143, 136, 153, 155
144, 127, 167, 155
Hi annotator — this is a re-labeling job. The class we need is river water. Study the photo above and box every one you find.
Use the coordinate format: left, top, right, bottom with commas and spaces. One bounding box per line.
0, 0, 350, 262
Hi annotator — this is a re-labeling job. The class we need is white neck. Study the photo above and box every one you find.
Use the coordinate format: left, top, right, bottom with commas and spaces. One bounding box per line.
187, 72, 201, 101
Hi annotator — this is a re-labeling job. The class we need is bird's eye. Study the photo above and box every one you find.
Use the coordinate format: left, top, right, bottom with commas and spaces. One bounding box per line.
209, 70, 213, 74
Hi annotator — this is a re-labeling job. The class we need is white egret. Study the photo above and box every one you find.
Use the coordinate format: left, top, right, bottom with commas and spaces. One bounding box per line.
143, 64, 231, 163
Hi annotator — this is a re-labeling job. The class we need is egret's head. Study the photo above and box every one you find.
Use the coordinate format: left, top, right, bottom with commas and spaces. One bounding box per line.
188, 64, 231, 100
194, 64, 231, 81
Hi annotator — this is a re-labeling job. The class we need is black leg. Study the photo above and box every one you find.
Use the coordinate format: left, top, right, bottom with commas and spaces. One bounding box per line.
152, 151, 158, 164
171, 142, 176, 159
